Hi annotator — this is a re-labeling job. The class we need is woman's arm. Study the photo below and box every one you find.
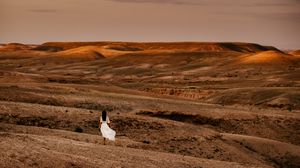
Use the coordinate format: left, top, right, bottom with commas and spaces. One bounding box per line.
99, 117, 102, 127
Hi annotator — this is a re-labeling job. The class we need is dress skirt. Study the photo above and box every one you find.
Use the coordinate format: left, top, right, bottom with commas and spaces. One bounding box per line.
100, 121, 116, 141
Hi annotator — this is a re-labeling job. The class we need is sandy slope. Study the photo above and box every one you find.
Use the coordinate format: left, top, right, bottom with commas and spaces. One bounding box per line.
239, 51, 296, 64
289, 50, 300, 56
56, 46, 106, 60
222, 133, 300, 167
0, 125, 262, 168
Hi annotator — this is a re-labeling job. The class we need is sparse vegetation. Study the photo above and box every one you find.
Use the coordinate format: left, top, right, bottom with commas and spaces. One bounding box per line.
74, 126, 83, 133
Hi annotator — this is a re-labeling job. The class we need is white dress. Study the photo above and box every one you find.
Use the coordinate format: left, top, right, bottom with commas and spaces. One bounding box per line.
100, 116, 116, 141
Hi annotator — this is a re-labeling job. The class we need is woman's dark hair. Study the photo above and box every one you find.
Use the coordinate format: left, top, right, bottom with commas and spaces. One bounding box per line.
102, 110, 107, 121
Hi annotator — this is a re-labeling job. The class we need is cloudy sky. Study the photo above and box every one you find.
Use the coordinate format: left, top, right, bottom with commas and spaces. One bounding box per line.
0, 0, 299, 49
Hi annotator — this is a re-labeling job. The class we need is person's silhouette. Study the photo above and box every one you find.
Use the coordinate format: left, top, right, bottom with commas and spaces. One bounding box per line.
99, 110, 116, 145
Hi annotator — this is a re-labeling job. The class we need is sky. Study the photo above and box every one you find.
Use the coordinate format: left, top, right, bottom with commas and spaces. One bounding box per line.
0, 0, 299, 49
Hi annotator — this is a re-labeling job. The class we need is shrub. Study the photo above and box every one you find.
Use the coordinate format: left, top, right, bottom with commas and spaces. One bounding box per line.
74, 126, 83, 133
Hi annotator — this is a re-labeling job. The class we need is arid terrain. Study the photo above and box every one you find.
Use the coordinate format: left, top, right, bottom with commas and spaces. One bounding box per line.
0, 42, 299, 168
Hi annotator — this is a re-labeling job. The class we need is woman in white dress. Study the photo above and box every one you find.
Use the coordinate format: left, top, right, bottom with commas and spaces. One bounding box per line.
99, 110, 116, 145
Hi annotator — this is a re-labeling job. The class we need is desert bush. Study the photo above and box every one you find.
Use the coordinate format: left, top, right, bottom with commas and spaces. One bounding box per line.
74, 126, 83, 133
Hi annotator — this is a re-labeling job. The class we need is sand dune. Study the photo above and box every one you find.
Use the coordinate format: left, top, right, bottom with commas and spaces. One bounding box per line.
56, 46, 106, 60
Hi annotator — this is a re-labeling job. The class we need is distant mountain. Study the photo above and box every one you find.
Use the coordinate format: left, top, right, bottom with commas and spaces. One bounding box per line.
39, 41, 280, 53
0, 43, 32, 51
289, 50, 300, 56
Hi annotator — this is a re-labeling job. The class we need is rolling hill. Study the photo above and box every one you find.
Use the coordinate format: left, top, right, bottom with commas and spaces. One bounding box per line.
0, 41, 299, 167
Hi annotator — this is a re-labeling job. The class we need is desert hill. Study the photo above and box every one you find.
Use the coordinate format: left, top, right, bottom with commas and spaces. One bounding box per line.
0, 124, 263, 168
39, 41, 279, 53
289, 50, 300, 56
0, 43, 33, 51
238, 50, 297, 64
0, 41, 299, 167
56, 46, 106, 60
0, 42, 299, 109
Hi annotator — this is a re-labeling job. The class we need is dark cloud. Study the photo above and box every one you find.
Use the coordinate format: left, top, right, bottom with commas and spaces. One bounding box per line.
29, 9, 58, 13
